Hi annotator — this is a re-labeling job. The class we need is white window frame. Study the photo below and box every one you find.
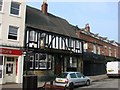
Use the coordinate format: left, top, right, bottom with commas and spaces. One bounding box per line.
39, 54, 51, 70
0, 23, 1, 39
8, 26, 18, 40
68, 38, 74, 48
114, 49, 117, 57
0, 0, 3, 12
35, 53, 39, 69
97, 46, 100, 54
30, 56, 34, 69
10, 1, 20, 16
93, 44, 96, 54
108, 47, 111, 56
30, 31, 37, 42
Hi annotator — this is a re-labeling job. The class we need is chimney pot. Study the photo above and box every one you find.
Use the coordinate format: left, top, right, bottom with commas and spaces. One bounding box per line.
85, 23, 90, 32
41, 0, 48, 15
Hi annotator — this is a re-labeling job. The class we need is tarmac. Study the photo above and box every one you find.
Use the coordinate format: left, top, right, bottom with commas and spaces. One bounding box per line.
0, 74, 108, 89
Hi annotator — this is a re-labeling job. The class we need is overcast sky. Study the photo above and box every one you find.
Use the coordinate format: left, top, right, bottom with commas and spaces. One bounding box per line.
27, 0, 118, 42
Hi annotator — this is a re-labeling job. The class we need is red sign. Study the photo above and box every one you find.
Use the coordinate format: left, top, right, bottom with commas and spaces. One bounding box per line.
0, 48, 22, 55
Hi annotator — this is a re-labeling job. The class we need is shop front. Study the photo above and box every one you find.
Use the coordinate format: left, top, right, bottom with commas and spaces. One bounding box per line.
0, 48, 23, 84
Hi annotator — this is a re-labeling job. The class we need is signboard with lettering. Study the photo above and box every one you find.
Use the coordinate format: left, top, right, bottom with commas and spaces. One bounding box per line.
0, 48, 22, 55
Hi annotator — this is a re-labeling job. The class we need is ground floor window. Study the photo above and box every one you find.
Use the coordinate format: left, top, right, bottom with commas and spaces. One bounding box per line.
29, 53, 52, 70
0, 56, 3, 65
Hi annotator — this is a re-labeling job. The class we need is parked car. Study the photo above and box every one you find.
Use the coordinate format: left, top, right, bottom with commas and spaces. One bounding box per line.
55, 72, 91, 89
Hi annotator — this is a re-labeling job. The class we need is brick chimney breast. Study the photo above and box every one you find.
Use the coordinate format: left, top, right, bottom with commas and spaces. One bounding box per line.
41, 0, 48, 15
85, 23, 90, 32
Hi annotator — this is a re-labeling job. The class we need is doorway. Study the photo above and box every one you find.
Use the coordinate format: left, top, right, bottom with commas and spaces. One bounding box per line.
54, 55, 64, 75
5, 57, 16, 83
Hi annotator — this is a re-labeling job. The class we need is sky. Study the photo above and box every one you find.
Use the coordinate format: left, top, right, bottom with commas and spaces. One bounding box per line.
27, 0, 118, 42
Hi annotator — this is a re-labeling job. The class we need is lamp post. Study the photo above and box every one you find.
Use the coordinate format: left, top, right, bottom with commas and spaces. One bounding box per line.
22, 44, 37, 90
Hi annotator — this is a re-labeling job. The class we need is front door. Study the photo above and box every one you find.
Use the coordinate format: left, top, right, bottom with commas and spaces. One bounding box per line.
54, 55, 63, 75
5, 57, 16, 83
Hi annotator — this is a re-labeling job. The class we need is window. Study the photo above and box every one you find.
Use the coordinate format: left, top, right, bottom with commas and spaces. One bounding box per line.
76, 73, 82, 78
10, 2, 20, 15
39, 54, 51, 69
68, 38, 74, 48
30, 31, 37, 42
40, 33, 46, 48
108, 47, 111, 56
0, 0, 3, 11
70, 73, 77, 78
29, 56, 34, 69
98, 46, 100, 54
8, 26, 18, 40
75, 40, 80, 48
35, 53, 39, 69
93, 44, 96, 54
0, 56, 3, 65
0, 24, 1, 38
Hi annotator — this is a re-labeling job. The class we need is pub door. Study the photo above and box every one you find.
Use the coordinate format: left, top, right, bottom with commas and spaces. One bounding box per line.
54, 55, 63, 75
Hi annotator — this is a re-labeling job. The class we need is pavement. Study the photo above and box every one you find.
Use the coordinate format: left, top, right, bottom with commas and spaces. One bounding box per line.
0, 74, 108, 89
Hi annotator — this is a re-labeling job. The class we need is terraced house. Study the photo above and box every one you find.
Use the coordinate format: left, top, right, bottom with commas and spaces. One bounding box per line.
75, 24, 120, 76
0, 0, 26, 84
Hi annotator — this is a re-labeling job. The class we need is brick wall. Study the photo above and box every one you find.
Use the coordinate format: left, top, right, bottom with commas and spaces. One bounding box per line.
76, 30, 120, 59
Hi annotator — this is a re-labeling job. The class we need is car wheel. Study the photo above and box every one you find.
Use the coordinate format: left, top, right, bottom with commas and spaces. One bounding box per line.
86, 80, 90, 86
68, 82, 74, 90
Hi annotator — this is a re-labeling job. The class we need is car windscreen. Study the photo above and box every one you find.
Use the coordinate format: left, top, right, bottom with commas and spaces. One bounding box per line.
57, 73, 68, 78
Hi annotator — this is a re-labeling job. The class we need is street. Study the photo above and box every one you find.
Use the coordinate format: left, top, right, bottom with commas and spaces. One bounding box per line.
75, 78, 120, 90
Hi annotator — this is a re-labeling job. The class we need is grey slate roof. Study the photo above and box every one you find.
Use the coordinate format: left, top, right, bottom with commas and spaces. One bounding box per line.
26, 6, 78, 38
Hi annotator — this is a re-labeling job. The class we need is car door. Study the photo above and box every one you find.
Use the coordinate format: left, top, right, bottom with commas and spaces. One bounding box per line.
76, 72, 86, 85
69, 73, 79, 86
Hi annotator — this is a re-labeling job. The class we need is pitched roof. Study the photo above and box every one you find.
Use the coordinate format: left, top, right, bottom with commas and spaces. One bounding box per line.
26, 6, 78, 38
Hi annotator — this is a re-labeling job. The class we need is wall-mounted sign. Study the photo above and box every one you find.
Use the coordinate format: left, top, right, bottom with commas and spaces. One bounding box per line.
0, 48, 22, 55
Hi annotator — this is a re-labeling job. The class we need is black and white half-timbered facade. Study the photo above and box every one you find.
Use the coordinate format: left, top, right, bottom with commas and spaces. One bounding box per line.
24, 4, 83, 75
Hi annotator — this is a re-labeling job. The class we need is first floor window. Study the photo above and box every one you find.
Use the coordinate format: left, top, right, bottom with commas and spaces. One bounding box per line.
8, 26, 18, 40
0, 0, 3, 11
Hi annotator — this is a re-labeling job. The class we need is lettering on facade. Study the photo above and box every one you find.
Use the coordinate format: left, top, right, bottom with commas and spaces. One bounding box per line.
0, 48, 22, 55
0, 49, 12, 54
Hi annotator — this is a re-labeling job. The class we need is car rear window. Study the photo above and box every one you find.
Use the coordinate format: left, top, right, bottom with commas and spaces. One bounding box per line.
57, 73, 68, 78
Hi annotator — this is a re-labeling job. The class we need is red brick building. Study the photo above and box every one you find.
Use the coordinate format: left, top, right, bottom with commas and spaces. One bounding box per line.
75, 24, 120, 75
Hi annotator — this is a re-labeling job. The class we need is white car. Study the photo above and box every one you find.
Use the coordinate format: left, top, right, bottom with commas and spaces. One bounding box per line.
55, 72, 91, 89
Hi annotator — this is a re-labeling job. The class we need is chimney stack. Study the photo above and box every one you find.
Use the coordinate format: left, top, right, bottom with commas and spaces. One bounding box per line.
85, 23, 90, 32
41, 0, 48, 15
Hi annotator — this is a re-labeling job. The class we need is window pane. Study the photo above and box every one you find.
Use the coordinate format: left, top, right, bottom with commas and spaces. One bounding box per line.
70, 73, 77, 78
10, 2, 20, 15
0, 0, 3, 11
11, 2, 19, 9
76, 73, 82, 78
10, 8, 19, 15
8, 26, 18, 40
